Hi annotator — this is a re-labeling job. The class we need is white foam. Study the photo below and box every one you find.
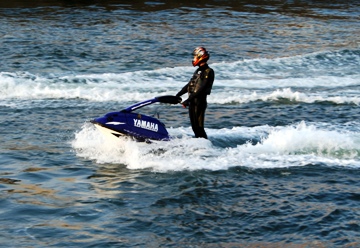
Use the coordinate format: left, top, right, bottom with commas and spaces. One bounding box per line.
1, 49, 359, 105
2, 71, 359, 106
213, 75, 359, 89
72, 121, 360, 172
239, 121, 359, 156
209, 87, 360, 105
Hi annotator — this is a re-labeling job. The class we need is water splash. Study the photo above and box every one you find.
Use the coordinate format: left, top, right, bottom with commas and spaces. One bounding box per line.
72, 121, 360, 172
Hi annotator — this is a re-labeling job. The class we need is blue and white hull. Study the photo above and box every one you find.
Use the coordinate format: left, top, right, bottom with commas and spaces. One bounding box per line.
91, 95, 181, 142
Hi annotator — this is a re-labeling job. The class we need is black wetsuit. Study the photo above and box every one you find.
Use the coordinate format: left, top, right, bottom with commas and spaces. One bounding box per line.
176, 64, 215, 139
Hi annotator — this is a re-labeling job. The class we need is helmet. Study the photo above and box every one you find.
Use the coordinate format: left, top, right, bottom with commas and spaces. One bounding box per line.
192, 47, 210, 67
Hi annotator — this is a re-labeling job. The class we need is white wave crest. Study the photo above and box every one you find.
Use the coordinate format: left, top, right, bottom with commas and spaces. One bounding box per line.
71, 121, 360, 172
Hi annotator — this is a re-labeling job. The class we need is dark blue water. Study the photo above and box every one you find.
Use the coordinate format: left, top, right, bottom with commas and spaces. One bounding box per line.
1, 1, 360, 247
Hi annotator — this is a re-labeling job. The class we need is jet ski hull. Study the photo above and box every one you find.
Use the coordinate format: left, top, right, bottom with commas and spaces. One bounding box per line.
91, 111, 170, 142
91, 96, 181, 142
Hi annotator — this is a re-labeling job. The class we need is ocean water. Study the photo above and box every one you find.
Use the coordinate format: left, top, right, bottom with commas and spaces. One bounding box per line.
1, 1, 360, 247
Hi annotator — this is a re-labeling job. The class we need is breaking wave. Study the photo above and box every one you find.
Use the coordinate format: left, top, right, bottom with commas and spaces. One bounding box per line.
72, 121, 360, 172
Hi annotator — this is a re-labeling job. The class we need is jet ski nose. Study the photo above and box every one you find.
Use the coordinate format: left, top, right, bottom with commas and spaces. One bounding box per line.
90, 96, 175, 142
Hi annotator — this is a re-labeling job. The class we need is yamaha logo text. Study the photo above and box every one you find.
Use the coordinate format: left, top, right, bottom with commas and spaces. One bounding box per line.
133, 119, 158, 132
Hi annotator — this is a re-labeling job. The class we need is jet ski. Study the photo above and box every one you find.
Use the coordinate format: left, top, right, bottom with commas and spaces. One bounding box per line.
91, 95, 182, 142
